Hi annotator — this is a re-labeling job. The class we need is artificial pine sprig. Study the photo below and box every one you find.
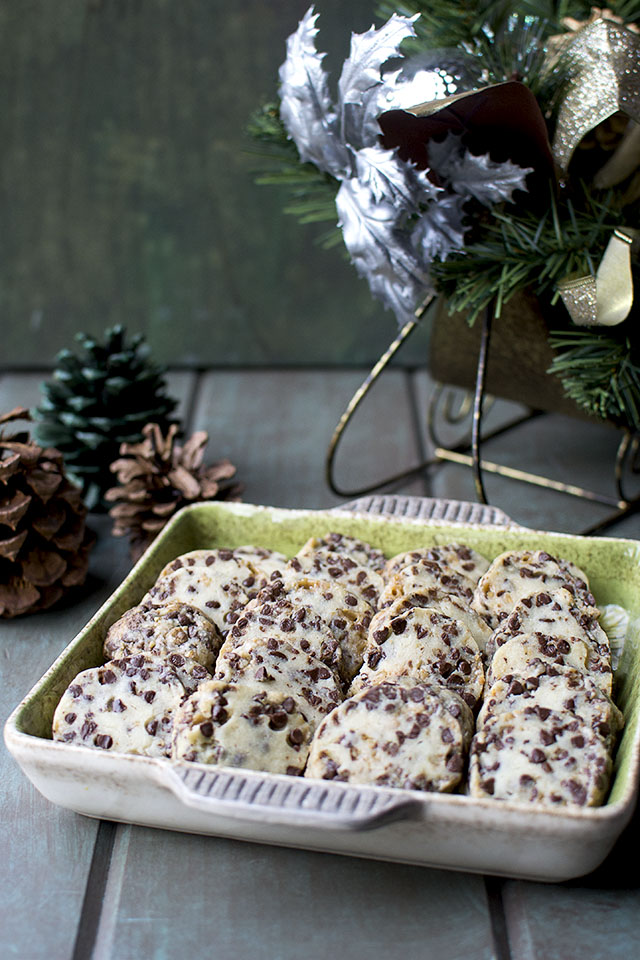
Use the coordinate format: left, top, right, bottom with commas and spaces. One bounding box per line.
431, 186, 623, 324
548, 328, 640, 429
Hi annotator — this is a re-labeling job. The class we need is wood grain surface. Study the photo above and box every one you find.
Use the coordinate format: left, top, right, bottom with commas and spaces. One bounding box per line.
2, 367, 640, 959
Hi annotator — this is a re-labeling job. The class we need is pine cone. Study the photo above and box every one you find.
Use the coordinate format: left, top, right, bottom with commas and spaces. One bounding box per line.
0, 408, 96, 618
105, 423, 242, 560
34, 325, 178, 510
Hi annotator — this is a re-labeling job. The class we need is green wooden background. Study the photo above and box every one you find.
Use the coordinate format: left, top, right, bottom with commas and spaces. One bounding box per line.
0, 0, 431, 368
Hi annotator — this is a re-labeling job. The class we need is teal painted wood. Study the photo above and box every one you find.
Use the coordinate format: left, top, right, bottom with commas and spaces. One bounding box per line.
0, 0, 432, 368
190, 368, 429, 508
100, 828, 496, 960
503, 878, 640, 960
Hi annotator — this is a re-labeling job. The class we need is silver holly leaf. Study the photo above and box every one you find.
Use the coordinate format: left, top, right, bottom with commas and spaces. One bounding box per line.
428, 131, 533, 206
338, 13, 418, 151
354, 144, 438, 208
278, 7, 350, 178
412, 194, 468, 262
336, 177, 433, 324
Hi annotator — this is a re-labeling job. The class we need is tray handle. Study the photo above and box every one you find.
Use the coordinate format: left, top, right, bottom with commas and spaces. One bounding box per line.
163, 763, 422, 832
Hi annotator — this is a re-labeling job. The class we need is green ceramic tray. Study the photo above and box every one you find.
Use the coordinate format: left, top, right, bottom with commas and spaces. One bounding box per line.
5, 498, 640, 881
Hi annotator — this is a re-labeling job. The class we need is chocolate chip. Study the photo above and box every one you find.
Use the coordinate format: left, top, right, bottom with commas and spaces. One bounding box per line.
530, 748, 546, 764
95, 734, 113, 749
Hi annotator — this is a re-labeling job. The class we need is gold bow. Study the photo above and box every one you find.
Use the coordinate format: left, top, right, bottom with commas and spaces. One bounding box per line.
551, 18, 640, 175
557, 228, 637, 326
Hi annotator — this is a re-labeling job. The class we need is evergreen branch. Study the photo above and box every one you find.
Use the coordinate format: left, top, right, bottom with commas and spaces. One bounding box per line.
431, 188, 623, 324
548, 328, 640, 429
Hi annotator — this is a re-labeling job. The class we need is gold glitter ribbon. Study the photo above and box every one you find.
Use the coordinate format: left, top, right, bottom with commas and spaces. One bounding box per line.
551, 18, 640, 175
558, 228, 637, 326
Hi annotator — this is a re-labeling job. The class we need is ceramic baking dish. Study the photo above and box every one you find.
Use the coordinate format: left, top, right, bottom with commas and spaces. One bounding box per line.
5, 496, 640, 882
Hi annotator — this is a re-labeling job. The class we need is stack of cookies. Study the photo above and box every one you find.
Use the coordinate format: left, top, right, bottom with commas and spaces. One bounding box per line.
306, 544, 491, 791
468, 550, 624, 807
51, 536, 624, 808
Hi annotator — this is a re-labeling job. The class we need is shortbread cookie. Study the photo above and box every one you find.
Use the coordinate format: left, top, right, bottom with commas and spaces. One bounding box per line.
52, 655, 189, 757
350, 607, 484, 709
104, 600, 222, 671
468, 709, 612, 806
379, 560, 476, 609
305, 680, 472, 792
283, 550, 383, 607
254, 577, 372, 682
297, 533, 386, 573
477, 668, 624, 749
232, 545, 288, 580
472, 550, 595, 628
385, 544, 490, 584
171, 679, 313, 775
225, 596, 343, 674
215, 634, 342, 728
145, 549, 266, 635
371, 594, 492, 657
487, 587, 609, 660
486, 631, 612, 696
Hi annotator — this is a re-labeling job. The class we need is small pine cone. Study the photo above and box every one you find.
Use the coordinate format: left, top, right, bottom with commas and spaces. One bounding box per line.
0, 407, 96, 618
105, 422, 242, 560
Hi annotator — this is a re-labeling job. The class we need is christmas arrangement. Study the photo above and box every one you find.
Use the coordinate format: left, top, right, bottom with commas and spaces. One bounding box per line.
250, 2, 640, 430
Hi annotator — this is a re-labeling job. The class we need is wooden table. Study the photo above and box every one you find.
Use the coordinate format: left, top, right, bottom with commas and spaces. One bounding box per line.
2, 367, 640, 960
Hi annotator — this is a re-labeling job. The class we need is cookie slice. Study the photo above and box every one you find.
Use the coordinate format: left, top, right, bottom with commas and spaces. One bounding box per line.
145, 549, 265, 635
225, 596, 343, 675
283, 550, 383, 607
487, 587, 609, 660
171, 679, 313, 775
384, 544, 490, 584
350, 607, 484, 709
468, 709, 612, 806
379, 560, 476, 609
371, 594, 492, 658
297, 533, 386, 573
254, 577, 372, 682
215, 634, 342, 729
305, 680, 473, 792
232, 545, 288, 580
104, 600, 222, 671
52, 654, 189, 757
472, 550, 595, 629
486, 631, 612, 696
477, 668, 624, 749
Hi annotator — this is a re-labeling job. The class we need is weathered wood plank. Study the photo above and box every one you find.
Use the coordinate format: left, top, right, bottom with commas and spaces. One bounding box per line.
191, 368, 428, 508
503, 877, 640, 960
97, 828, 496, 960
0, 515, 134, 959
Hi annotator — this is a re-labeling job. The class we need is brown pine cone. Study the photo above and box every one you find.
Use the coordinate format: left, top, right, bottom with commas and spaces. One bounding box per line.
105, 422, 242, 560
0, 407, 95, 618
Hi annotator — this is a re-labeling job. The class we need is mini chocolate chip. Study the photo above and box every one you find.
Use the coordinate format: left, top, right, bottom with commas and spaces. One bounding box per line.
95, 734, 113, 749
199, 721, 214, 737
